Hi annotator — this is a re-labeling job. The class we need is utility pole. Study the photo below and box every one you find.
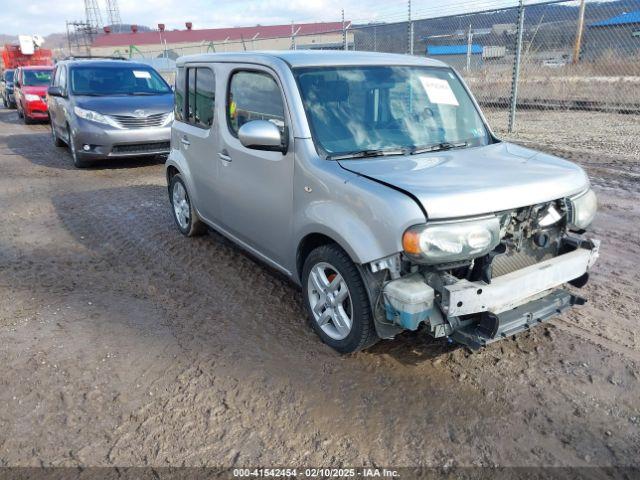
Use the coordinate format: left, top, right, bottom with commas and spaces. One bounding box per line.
342, 9, 347, 51
572, 0, 586, 64
508, 0, 525, 133
408, 0, 414, 55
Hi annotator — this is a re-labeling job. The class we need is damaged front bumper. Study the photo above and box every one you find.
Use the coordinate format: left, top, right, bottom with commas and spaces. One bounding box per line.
381, 237, 599, 349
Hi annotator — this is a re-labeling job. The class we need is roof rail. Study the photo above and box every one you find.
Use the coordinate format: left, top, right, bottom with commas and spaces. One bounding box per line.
63, 55, 128, 61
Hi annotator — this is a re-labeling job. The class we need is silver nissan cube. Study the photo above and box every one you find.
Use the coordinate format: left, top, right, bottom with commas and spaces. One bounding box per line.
166, 51, 599, 353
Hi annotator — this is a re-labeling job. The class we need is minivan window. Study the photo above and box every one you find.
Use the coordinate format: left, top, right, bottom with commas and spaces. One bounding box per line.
69, 66, 171, 96
294, 66, 490, 157
227, 71, 285, 136
59, 66, 67, 90
22, 69, 52, 86
4, 70, 14, 82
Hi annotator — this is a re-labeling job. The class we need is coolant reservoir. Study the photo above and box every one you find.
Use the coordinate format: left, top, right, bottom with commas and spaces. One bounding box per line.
383, 273, 435, 331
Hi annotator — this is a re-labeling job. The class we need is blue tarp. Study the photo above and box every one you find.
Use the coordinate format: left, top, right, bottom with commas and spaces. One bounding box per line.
590, 10, 640, 27
426, 44, 483, 56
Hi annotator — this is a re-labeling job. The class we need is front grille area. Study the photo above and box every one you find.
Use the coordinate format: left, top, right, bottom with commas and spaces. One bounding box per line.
492, 241, 558, 277
109, 112, 170, 129
111, 142, 170, 154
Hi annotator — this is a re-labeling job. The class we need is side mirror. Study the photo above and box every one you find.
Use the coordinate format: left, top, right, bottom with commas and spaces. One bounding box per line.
47, 86, 65, 97
14, 81, 20, 88
238, 120, 286, 153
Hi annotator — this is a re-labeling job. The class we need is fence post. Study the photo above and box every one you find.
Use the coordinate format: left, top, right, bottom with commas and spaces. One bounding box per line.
508, 0, 525, 133
408, 0, 414, 55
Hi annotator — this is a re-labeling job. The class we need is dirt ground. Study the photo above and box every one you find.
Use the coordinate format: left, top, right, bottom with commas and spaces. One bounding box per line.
0, 106, 638, 468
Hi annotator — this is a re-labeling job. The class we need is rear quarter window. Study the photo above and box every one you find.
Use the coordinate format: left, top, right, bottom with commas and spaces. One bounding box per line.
175, 67, 185, 122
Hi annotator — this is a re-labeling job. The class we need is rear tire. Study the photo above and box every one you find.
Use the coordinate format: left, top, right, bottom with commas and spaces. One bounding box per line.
2, 95, 7, 108
169, 173, 206, 237
302, 244, 379, 353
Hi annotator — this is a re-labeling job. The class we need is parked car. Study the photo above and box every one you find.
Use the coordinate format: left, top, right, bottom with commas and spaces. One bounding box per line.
1, 69, 16, 108
14, 65, 53, 123
166, 51, 599, 353
47, 58, 174, 168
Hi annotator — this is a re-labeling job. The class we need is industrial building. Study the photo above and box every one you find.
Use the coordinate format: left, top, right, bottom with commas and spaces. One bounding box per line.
586, 9, 640, 59
90, 21, 353, 59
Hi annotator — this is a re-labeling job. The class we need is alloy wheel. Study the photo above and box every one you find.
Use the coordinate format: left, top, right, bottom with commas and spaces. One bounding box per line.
172, 181, 190, 230
307, 262, 353, 340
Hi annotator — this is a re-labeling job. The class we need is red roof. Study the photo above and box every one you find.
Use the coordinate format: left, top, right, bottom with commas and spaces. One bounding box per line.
92, 21, 347, 48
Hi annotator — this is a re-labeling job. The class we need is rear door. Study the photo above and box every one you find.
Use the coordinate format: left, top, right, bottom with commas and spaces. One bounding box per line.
172, 64, 220, 222
215, 65, 294, 270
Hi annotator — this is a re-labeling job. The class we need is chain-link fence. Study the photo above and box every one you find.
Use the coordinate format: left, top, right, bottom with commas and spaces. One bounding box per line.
95, 0, 640, 135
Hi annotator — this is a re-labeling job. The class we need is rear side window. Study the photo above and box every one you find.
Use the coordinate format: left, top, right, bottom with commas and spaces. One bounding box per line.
227, 71, 285, 136
185, 67, 215, 129
175, 67, 185, 122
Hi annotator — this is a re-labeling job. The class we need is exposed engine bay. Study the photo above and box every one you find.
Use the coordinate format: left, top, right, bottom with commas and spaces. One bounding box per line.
371, 197, 600, 349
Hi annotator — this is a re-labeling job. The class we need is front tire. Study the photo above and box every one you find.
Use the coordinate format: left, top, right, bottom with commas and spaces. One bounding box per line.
50, 121, 64, 147
302, 244, 379, 353
68, 128, 88, 168
169, 174, 206, 237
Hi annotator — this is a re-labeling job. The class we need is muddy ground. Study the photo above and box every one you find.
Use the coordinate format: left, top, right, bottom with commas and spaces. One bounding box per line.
0, 106, 638, 468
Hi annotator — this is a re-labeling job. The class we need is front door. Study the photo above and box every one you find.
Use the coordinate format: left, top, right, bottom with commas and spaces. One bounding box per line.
216, 65, 294, 271
172, 65, 220, 223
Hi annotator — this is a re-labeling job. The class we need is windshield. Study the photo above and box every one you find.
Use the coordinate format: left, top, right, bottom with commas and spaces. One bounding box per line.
294, 65, 490, 157
4, 70, 14, 82
70, 66, 171, 96
22, 69, 52, 86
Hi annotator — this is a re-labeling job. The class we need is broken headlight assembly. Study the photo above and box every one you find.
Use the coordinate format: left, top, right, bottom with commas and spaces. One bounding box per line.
567, 188, 597, 230
402, 216, 501, 264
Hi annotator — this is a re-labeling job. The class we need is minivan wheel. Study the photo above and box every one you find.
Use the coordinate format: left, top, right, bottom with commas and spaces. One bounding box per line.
50, 121, 64, 147
169, 174, 206, 237
68, 129, 88, 168
302, 244, 379, 353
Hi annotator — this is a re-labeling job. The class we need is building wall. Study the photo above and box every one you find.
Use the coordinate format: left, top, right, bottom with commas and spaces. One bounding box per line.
585, 24, 640, 60
91, 32, 352, 59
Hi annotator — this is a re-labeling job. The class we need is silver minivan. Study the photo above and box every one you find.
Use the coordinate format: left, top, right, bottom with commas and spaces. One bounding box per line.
166, 51, 599, 353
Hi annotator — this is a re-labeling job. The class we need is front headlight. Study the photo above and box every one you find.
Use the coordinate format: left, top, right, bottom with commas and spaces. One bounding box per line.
162, 111, 175, 126
73, 106, 121, 128
568, 188, 597, 230
403, 216, 501, 264
24, 93, 41, 102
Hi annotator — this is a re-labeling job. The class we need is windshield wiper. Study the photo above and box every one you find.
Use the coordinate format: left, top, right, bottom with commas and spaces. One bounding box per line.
327, 148, 408, 161
410, 141, 468, 155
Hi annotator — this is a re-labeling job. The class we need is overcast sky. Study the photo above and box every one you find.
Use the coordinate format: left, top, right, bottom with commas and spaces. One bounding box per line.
0, 0, 577, 36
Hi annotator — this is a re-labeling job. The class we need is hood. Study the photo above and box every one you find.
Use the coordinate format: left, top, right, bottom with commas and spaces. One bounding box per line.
74, 93, 174, 116
22, 85, 48, 96
338, 142, 589, 220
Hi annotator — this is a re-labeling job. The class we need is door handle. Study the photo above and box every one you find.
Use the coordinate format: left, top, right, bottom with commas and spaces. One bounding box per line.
218, 151, 232, 162
180, 136, 190, 146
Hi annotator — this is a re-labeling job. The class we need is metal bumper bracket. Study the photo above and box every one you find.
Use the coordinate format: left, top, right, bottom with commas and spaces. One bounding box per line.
450, 289, 585, 350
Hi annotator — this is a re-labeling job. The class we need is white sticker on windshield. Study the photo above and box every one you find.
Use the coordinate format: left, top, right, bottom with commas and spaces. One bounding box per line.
419, 76, 459, 106
133, 70, 151, 79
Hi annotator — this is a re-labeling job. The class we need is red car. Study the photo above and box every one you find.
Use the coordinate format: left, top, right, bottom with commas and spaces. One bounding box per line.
14, 65, 53, 124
